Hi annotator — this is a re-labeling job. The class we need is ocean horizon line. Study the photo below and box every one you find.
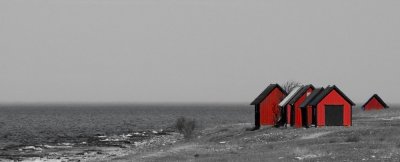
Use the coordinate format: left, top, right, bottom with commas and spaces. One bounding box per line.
0, 101, 251, 106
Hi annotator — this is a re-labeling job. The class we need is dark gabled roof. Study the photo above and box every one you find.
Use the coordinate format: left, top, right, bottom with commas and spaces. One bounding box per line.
300, 88, 325, 108
278, 86, 302, 107
286, 86, 306, 105
309, 85, 355, 106
288, 84, 315, 105
362, 94, 389, 108
250, 84, 287, 105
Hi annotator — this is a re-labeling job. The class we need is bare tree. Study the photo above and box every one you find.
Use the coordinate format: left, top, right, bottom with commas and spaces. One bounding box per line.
282, 80, 302, 93
274, 80, 302, 127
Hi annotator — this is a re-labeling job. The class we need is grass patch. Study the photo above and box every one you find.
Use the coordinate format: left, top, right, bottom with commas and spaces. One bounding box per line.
292, 147, 310, 156
345, 136, 360, 142
329, 138, 337, 143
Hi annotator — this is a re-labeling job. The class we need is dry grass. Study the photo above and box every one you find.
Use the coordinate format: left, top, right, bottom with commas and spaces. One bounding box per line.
175, 117, 196, 139
116, 105, 400, 162
328, 138, 337, 143
345, 135, 360, 142
292, 147, 310, 156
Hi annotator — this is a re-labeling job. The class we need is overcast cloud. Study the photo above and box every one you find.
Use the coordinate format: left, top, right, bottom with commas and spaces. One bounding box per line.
1, 0, 399, 104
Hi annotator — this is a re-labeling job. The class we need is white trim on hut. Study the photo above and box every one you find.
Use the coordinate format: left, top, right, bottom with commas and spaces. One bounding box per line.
279, 86, 301, 107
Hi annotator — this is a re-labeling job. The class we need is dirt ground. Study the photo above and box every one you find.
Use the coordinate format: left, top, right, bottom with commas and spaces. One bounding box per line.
110, 106, 400, 162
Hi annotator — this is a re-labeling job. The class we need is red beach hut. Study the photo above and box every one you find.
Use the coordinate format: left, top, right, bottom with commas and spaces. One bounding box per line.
287, 85, 315, 128
307, 85, 355, 126
278, 87, 302, 127
362, 94, 389, 110
300, 88, 325, 127
250, 84, 287, 128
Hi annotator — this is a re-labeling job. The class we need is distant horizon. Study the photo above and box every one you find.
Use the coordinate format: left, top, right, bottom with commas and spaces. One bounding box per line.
0, 101, 250, 105
0, 101, 398, 106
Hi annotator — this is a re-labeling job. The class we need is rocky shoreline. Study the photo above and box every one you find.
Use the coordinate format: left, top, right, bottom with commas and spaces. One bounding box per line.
0, 129, 183, 162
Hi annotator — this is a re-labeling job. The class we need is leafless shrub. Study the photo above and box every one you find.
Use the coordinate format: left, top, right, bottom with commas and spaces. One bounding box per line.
346, 135, 360, 142
275, 81, 301, 127
282, 80, 302, 93
175, 117, 196, 139
245, 127, 254, 131
271, 103, 281, 125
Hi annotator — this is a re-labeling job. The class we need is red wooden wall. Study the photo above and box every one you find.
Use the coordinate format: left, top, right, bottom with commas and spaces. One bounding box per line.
316, 89, 352, 126
259, 88, 286, 125
293, 88, 313, 127
364, 97, 385, 110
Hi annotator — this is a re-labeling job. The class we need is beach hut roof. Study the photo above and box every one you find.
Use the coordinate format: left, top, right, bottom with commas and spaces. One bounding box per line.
250, 84, 287, 105
300, 88, 324, 108
309, 85, 355, 106
362, 94, 389, 108
288, 84, 315, 105
278, 86, 302, 107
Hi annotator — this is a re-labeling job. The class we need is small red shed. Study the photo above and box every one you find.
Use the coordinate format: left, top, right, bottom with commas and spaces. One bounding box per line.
362, 94, 389, 110
250, 84, 287, 128
287, 85, 315, 128
300, 88, 325, 127
307, 85, 355, 127
278, 87, 302, 127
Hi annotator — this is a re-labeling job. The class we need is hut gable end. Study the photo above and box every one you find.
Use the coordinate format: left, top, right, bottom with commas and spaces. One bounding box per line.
310, 85, 355, 107
250, 84, 287, 105
362, 94, 389, 110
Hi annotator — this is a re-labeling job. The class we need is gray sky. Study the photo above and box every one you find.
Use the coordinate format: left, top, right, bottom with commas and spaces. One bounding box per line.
1, 0, 399, 104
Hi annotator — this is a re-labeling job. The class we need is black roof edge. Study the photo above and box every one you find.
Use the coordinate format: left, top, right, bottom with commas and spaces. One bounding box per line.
362, 94, 389, 108
250, 83, 287, 105
310, 85, 355, 106
331, 85, 356, 106
288, 84, 315, 105
299, 87, 325, 108
277, 83, 288, 95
